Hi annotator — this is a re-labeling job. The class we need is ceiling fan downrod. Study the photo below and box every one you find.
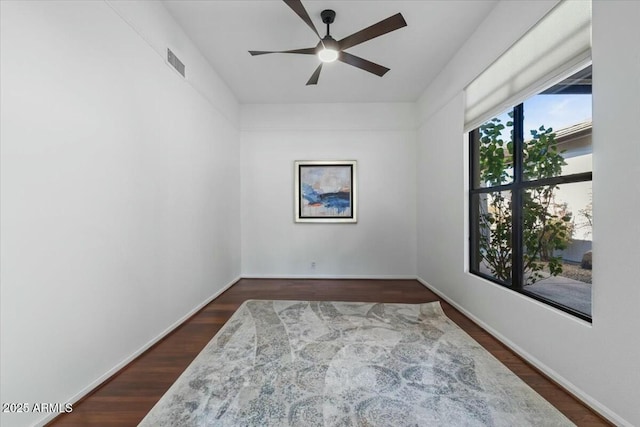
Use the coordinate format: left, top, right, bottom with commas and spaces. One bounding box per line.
321, 9, 335, 37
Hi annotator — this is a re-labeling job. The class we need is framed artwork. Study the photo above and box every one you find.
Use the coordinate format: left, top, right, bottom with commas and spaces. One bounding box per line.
294, 160, 357, 223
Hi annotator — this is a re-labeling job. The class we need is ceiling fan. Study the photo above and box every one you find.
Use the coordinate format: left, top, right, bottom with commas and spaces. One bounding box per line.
249, 0, 407, 85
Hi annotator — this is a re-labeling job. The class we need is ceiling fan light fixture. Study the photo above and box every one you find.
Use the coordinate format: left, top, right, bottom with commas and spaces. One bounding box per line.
317, 34, 339, 63
318, 47, 338, 63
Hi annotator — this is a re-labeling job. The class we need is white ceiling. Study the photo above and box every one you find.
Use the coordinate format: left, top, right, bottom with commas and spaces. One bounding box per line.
163, 0, 498, 104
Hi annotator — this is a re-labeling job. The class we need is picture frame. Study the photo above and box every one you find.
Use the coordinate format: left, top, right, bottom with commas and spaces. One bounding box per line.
294, 160, 357, 223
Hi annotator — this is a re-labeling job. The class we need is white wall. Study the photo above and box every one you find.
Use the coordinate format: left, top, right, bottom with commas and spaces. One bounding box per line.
0, 1, 241, 426
241, 103, 416, 278
416, 1, 640, 426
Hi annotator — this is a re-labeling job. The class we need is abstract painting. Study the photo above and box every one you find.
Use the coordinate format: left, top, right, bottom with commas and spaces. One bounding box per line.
295, 161, 357, 223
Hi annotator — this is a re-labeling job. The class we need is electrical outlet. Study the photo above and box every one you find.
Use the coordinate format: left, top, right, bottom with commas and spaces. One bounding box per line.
311, 261, 316, 269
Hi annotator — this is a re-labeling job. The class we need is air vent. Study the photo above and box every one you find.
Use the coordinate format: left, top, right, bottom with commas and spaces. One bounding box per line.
167, 48, 185, 77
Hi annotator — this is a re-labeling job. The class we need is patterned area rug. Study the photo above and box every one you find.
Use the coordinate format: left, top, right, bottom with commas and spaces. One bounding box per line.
139, 300, 574, 426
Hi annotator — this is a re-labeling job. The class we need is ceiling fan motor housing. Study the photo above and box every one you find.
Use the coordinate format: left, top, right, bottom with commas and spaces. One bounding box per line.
316, 36, 339, 55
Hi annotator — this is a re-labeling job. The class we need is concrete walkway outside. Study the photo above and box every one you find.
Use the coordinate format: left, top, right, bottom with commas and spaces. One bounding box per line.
479, 262, 592, 317
526, 276, 591, 316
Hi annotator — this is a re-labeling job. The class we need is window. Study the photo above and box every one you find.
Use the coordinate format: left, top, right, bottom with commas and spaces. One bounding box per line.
469, 65, 593, 321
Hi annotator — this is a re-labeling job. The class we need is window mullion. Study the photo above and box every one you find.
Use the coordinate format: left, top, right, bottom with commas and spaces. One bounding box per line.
469, 129, 480, 271
512, 104, 524, 290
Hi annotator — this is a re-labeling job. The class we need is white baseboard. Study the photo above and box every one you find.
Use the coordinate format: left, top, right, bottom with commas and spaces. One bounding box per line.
35, 276, 240, 427
416, 277, 630, 427
240, 274, 417, 280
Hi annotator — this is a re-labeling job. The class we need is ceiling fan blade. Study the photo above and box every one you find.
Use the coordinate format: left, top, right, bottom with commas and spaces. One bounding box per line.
338, 13, 407, 50
283, 0, 322, 40
249, 47, 316, 56
339, 52, 390, 77
306, 63, 323, 85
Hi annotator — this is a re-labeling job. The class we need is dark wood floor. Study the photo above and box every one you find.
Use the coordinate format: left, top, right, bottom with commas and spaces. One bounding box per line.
48, 279, 609, 426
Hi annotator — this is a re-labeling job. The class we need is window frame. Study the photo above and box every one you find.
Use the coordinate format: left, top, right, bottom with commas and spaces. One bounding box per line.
469, 94, 593, 322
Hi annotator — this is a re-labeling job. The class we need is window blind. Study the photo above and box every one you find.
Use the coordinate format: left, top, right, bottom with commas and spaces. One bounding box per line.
464, 0, 592, 131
